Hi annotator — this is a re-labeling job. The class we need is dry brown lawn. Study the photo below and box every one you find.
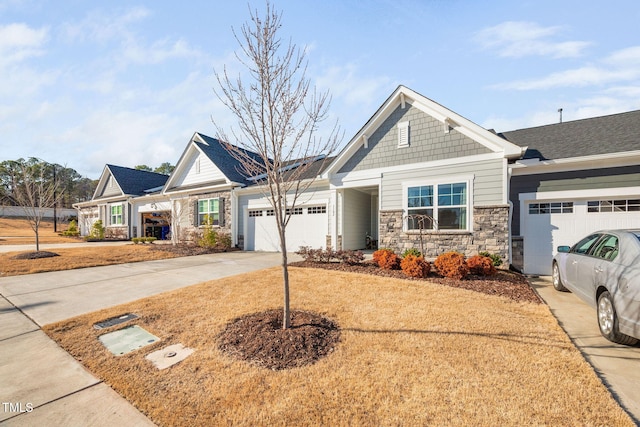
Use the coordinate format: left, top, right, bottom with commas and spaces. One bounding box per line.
0, 217, 79, 245
0, 245, 180, 276
44, 267, 635, 426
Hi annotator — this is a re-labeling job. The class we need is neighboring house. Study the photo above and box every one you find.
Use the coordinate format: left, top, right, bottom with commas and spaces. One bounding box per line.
75, 85, 640, 275
75, 165, 169, 239
502, 110, 640, 275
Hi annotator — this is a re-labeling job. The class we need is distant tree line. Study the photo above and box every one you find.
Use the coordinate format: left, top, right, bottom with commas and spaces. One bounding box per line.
134, 162, 175, 175
0, 158, 97, 209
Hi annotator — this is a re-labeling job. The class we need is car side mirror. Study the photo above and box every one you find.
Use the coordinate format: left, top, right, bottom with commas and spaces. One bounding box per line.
557, 245, 570, 253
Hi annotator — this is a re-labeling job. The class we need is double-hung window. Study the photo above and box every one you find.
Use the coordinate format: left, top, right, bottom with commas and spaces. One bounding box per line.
110, 204, 123, 225
406, 181, 468, 231
198, 198, 219, 226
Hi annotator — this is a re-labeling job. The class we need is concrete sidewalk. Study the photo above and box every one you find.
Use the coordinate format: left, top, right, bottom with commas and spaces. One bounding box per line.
530, 276, 640, 425
0, 251, 283, 426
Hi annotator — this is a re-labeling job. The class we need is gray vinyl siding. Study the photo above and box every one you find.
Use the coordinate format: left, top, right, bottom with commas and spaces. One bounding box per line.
509, 165, 640, 235
381, 158, 505, 210
99, 175, 121, 197
338, 101, 491, 174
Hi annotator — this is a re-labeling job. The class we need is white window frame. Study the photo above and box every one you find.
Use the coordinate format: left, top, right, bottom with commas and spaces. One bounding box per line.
198, 198, 220, 226
110, 204, 124, 226
402, 176, 473, 232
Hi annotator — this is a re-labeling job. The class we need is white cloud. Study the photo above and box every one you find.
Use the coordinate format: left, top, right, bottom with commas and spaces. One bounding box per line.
122, 37, 202, 65
0, 23, 48, 65
474, 21, 590, 59
490, 45, 640, 91
315, 63, 392, 107
60, 7, 150, 44
483, 87, 640, 132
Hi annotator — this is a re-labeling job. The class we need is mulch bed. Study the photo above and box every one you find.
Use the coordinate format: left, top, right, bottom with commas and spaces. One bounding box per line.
11, 251, 60, 260
217, 309, 341, 370
290, 260, 542, 304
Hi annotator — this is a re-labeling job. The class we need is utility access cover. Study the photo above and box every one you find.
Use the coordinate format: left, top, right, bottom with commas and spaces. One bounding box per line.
99, 325, 159, 356
93, 313, 139, 330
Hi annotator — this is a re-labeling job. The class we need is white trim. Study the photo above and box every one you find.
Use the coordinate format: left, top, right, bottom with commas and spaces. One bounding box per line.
331, 151, 503, 185
402, 175, 474, 232
518, 186, 640, 202
510, 150, 640, 176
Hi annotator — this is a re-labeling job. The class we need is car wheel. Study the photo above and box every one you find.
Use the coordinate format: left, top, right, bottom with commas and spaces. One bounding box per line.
552, 262, 568, 291
597, 291, 639, 346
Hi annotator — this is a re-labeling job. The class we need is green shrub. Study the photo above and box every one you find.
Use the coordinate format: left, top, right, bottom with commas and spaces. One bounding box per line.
131, 237, 141, 244
400, 254, 430, 278
198, 215, 218, 248
62, 219, 80, 237
145, 237, 157, 244
434, 251, 469, 279
401, 248, 422, 258
479, 251, 503, 267
89, 220, 105, 240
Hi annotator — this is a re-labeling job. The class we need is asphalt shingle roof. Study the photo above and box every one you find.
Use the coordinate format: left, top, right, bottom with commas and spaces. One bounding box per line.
195, 134, 265, 185
500, 110, 640, 160
106, 164, 169, 196
195, 133, 331, 185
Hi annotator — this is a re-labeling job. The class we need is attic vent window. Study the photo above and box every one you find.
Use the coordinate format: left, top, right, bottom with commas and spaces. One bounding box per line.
397, 121, 410, 148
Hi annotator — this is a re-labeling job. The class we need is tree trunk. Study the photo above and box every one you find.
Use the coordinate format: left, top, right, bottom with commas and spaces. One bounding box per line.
35, 226, 40, 252
280, 230, 291, 329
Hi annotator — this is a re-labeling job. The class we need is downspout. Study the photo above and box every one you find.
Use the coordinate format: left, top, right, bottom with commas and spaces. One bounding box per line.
127, 197, 133, 239
506, 163, 513, 267
231, 187, 238, 247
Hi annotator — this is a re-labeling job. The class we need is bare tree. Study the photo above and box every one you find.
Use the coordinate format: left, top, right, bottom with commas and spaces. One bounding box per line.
2, 158, 63, 251
213, 2, 341, 329
405, 213, 437, 255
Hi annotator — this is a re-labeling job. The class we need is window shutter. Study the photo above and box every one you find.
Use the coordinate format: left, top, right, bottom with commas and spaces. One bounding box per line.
219, 197, 225, 227
194, 200, 199, 226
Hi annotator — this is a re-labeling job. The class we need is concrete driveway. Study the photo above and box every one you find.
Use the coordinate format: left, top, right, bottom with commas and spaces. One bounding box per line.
0, 251, 283, 426
531, 276, 640, 425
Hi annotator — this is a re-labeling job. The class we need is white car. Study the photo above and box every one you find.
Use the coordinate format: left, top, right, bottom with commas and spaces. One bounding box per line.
552, 230, 640, 345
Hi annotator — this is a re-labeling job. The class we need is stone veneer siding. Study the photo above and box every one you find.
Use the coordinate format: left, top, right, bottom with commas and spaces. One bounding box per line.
183, 190, 232, 243
379, 205, 510, 262
511, 236, 524, 272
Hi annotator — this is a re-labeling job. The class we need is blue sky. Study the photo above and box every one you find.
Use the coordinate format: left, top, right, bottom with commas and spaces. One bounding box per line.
2, 0, 640, 178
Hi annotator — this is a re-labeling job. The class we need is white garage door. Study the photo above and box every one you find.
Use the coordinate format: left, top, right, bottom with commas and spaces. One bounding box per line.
523, 197, 640, 275
245, 205, 328, 251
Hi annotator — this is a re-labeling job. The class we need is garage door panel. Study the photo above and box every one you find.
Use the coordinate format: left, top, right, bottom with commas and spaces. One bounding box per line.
246, 205, 327, 252
523, 198, 640, 275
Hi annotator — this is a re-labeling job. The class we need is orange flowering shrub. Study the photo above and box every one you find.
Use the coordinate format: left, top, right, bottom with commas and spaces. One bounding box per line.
400, 254, 431, 278
467, 254, 497, 276
434, 251, 469, 279
373, 248, 400, 270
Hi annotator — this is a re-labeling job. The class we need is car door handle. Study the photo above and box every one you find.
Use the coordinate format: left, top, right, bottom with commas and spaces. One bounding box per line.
594, 267, 603, 273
